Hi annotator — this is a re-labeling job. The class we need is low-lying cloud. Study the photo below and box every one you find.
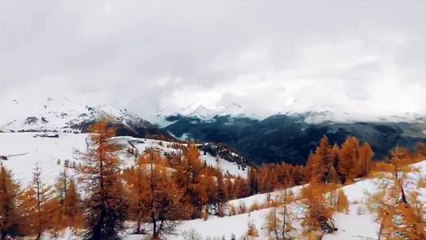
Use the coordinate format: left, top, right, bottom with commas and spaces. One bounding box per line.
0, 1, 424, 121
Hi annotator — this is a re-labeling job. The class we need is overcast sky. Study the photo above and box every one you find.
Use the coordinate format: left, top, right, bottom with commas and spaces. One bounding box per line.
0, 1, 425, 121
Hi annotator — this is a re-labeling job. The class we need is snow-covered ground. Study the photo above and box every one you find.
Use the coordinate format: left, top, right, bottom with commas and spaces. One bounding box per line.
0, 132, 88, 186
16, 158, 426, 239
163, 160, 426, 240
2, 131, 425, 239
0, 133, 247, 187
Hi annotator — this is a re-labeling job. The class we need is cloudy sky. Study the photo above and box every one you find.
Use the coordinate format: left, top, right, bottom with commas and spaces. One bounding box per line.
0, 1, 425, 121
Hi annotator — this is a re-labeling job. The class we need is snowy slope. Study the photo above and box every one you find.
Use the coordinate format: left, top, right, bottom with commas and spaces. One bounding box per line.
19, 157, 426, 239
0, 97, 151, 133
0, 133, 247, 187
0, 132, 88, 186
164, 160, 426, 240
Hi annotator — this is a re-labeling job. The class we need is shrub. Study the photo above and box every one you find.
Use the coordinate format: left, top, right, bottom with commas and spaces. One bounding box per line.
249, 202, 260, 212
246, 221, 259, 237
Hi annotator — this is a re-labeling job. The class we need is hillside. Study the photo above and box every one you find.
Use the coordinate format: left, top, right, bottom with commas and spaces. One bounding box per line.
0, 132, 248, 187
160, 161, 426, 239
34, 160, 426, 240
0, 97, 174, 141
164, 114, 426, 165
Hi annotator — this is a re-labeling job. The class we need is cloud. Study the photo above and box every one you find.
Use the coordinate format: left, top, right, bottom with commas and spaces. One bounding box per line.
0, 1, 424, 121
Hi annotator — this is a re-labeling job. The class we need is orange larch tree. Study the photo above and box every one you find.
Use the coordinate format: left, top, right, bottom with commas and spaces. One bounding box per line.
63, 179, 83, 229
144, 151, 184, 238
338, 137, 360, 184
78, 122, 127, 240
20, 164, 52, 240
248, 166, 259, 195
306, 136, 339, 184
302, 183, 337, 235
358, 142, 374, 177
0, 164, 21, 239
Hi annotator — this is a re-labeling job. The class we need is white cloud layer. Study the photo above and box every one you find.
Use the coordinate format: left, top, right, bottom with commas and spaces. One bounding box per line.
0, 1, 425, 122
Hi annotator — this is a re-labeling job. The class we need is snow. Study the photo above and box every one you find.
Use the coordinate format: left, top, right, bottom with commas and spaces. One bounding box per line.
0, 133, 246, 187
200, 151, 247, 178
157, 101, 425, 125
166, 160, 426, 239
13, 159, 426, 239
0, 97, 148, 133
169, 210, 270, 240
322, 205, 379, 240
340, 179, 381, 203
226, 185, 305, 211
1, 129, 424, 239
0, 132, 87, 186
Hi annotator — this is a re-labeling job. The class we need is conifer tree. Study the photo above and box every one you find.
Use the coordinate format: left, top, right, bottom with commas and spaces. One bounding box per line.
145, 151, 184, 238
79, 122, 127, 240
264, 189, 295, 240
306, 136, 339, 184
234, 177, 249, 199
127, 155, 149, 234
49, 168, 69, 230
248, 166, 259, 195
0, 164, 21, 239
329, 144, 340, 183
63, 180, 83, 229
20, 164, 51, 240
336, 189, 349, 213
302, 183, 336, 234
367, 146, 426, 239
224, 178, 235, 200
358, 142, 374, 177
258, 166, 279, 193
338, 137, 360, 184
291, 165, 306, 185
368, 175, 426, 240
175, 144, 204, 218
216, 171, 226, 216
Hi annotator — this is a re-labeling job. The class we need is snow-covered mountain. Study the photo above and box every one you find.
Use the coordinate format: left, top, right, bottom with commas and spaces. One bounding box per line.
0, 97, 153, 133
157, 102, 425, 126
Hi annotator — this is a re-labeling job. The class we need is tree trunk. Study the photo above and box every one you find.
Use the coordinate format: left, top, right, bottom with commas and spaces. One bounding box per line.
150, 152, 157, 237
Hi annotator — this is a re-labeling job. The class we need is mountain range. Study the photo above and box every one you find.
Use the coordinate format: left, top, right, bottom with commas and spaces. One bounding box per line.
1, 98, 425, 165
